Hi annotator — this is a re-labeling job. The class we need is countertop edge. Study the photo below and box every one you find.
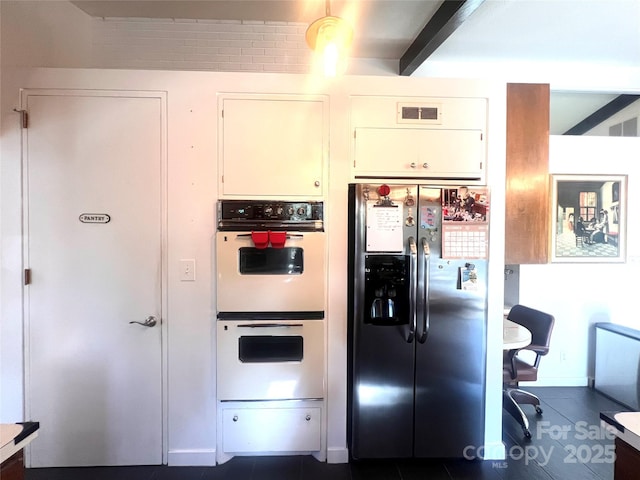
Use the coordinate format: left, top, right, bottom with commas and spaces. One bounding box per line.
601, 411, 640, 452
0, 422, 40, 464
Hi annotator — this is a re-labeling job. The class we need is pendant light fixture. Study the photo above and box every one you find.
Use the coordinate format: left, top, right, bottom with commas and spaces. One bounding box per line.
305, 0, 353, 77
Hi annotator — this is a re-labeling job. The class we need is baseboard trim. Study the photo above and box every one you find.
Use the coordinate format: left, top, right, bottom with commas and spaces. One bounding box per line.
327, 447, 349, 464
167, 449, 216, 466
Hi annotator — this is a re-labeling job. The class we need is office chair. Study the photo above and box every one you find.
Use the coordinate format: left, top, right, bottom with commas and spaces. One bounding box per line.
503, 304, 555, 438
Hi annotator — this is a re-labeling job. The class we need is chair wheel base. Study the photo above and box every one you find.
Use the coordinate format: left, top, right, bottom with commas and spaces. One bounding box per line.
523, 427, 532, 439
535, 406, 543, 415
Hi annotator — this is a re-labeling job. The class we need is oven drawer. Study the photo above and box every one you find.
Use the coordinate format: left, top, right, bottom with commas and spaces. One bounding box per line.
217, 320, 325, 401
222, 406, 322, 453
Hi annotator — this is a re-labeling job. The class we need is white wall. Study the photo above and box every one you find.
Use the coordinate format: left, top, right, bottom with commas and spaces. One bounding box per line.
1, 68, 507, 464
91, 17, 312, 73
522, 135, 640, 386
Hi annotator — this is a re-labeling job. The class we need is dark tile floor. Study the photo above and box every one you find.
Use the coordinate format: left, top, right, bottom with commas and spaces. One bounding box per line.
26, 387, 628, 480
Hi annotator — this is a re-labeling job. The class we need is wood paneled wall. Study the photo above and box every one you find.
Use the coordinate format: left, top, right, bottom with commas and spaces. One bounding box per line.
505, 83, 550, 264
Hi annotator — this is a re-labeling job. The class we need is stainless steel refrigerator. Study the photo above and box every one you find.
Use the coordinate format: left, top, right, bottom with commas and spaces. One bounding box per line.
348, 183, 488, 459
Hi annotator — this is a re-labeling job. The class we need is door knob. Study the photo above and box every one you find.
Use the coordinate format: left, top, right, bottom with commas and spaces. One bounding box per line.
129, 315, 157, 327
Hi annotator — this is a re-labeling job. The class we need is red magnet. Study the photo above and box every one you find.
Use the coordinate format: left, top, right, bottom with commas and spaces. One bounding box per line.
377, 184, 391, 197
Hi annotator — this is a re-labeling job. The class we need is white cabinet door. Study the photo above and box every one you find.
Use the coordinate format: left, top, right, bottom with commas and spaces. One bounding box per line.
354, 127, 485, 180
220, 97, 327, 197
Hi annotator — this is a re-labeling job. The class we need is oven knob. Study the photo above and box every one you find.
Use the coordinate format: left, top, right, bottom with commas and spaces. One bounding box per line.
264, 206, 273, 217
275, 206, 284, 216
297, 207, 306, 216
287, 206, 295, 216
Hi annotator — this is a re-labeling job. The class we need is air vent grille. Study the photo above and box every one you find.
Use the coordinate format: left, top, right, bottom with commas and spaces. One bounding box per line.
397, 103, 442, 124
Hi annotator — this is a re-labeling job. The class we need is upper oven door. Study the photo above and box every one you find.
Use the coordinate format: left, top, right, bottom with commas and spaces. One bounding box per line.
216, 231, 326, 314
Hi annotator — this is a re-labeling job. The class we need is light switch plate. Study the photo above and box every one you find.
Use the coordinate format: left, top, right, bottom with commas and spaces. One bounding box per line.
180, 259, 196, 281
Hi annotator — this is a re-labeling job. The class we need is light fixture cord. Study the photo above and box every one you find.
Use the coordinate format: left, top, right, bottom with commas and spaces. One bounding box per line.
325, 0, 331, 16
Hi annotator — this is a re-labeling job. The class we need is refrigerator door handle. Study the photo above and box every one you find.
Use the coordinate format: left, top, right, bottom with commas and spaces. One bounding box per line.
418, 237, 431, 344
407, 236, 417, 343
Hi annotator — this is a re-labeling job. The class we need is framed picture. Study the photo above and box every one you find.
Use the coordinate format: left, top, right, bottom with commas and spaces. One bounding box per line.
550, 174, 627, 263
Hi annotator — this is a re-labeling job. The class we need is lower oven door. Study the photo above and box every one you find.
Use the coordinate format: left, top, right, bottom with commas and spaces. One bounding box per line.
217, 320, 325, 401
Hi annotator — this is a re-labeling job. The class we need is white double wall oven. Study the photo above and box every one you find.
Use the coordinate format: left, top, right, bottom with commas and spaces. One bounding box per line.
215, 200, 326, 403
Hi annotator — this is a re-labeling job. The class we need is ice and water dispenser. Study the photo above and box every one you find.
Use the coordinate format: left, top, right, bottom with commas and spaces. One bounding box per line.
364, 255, 410, 325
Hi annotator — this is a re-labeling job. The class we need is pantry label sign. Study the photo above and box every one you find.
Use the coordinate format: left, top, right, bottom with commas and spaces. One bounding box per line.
79, 213, 111, 224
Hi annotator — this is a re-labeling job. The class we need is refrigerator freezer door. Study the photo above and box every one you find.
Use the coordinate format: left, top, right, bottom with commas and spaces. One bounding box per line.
350, 316, 416, 459
351, 254, 415, 459
349, 183, 419, 459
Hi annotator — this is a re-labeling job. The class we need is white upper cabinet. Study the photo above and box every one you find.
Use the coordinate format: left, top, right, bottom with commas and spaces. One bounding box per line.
351, 96, 487, 183
354, 128, 484, 179
219, 95, 328, 198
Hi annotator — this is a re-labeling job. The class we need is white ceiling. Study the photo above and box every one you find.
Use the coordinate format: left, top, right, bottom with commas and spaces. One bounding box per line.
427, 0, 640, 68
71, 0, 640, 68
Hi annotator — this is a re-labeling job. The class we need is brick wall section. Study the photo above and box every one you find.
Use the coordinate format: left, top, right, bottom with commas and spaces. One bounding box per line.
92, 17, 314, 73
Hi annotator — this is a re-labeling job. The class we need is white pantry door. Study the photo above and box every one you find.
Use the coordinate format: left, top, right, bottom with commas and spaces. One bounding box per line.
23, 91, 165, 467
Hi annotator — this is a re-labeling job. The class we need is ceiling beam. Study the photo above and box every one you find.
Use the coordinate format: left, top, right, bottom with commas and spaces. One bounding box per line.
399, 0, 486, 76
563, 95, 640, 135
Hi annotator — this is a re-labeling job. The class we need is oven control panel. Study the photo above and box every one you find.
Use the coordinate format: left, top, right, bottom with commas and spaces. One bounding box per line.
218, 200, 324, 231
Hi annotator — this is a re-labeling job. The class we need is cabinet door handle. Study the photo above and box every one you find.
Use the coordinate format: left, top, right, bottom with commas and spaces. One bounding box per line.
233, 415, 238, 422
410, 162, 416, 168
305, 415, 311, 421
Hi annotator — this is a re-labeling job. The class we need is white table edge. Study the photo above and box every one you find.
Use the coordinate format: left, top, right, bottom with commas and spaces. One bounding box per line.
503, 319, 532, 350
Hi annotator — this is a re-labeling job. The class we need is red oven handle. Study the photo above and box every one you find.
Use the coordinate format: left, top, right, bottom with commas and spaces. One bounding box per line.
235, 234, 304, 239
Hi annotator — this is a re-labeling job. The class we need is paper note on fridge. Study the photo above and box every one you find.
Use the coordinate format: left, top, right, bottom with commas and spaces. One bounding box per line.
459, 265, 479, 291
366, 202, 403, 252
